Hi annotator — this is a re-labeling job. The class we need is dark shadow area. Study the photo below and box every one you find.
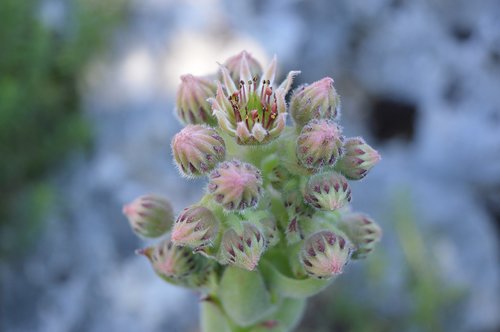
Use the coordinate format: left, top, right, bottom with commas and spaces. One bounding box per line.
369, 96, 418, 143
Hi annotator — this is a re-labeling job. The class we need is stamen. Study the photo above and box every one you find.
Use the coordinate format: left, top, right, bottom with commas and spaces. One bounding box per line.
239, 80, 245, 102
260, 80, 267, 103
245, 106, 250, 129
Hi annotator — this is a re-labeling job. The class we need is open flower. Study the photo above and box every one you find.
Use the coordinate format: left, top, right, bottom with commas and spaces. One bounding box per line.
209, 52, 300, 145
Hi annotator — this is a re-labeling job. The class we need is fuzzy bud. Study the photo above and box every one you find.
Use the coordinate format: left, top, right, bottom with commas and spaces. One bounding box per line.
138, 239, 201, 279
220, 223, 266, 271
337, 213, 382, 259
290, 77, 340, 127
122, 195, 173, 238
176, 74, 217, 126
300, 231, 352, 279
304, 172, 351, 210
171, 206, 219, 249
208, 160, 263, 210
223, 50, 263, 82
335, 137, 381, 180
296, 119, 344, 169
172, 125, 226, 177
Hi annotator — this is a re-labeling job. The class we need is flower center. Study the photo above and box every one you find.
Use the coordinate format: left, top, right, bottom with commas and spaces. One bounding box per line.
228, 77, 278, 132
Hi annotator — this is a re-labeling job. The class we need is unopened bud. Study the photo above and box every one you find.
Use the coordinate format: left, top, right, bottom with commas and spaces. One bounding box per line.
300, 231, 352, 279
296, 119, 344, 169
223, 50, 263, 82
208, 160, 263, 210
220, 223, 266, 271
258, 215, 280, 247
335, 137, 381, 180
285, 217, 304, 245
122, 195, 173, 238
290, 77, 340, 127
337, 213, 382, 259
171, 206, 219, 249
137, 239, 201, 279
304, 172, 351, 210
176, 74, 217, 126
172, 125, 226, 178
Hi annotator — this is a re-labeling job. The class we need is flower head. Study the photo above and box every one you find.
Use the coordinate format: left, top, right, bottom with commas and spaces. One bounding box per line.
296, 119, 344, 169
337, 213, 382, 259
223, 50, 262, 82
304, 172, 352, 210
300, 231, 352, 279
122, 194, 173, 238
209, 53, 300, 145
172, 125, 226, 178
176, 74, 217, 126
138, 239, 201, 279
171, 206, 219, 249
220, 223, 266, 271
208, 160, 263, 211
335, 137, 381, 180
290, 77, 340, 127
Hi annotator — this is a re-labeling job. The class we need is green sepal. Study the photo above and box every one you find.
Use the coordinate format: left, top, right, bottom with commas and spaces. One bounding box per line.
218, 266, 276, 327
260, 260, 332, 298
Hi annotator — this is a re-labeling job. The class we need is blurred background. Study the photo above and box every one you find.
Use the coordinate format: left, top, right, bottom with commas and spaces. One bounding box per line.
1, 0, 499, 331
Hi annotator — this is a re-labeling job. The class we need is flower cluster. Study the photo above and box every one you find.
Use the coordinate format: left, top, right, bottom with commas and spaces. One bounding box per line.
122, 51, 382, 331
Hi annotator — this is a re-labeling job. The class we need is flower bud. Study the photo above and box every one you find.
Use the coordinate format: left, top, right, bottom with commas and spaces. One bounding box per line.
337, 213, 382, 259
290, 77, 340, 127
300, 231, 352, 279
304, 172, 351, 210
223, 50, 263, 82
296, 119, 344, 169
171, 206, 219, 249
258, 215, 280, 247
172, 125, 226, 178
137, 239, 201, 279
208, 160, 263, 210
175, 74, 217, 126
335, 137, 381, 180
220, 223, 266, 271
285, 217, 304, 245
122, 195, 173, 238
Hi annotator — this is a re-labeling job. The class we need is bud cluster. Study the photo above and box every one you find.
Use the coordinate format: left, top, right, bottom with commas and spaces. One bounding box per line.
122, 51, 382, 331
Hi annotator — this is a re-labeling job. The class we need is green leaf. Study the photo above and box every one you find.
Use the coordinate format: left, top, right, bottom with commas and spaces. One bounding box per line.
218, 267, 276, 327
201, 300, 232, 332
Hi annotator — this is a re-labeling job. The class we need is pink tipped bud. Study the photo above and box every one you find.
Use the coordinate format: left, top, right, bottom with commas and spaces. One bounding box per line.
335, 137, 381, 180
304, 172, 352, 210
171, 206, 219, 249
296, 119, 344, 169
223, 50, 263, 82
208, 160, 263, 211
337, 213, 382, 259
220, 223, 266, 271
122, 195, 173, 238
172, 125, 226, 178
300, 231, 352, 279
176, 74, 217, 126
139, 239, 201, 279
290, 77, 340, 127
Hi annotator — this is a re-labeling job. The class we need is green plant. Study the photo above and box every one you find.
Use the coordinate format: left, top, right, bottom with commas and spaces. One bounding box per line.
123, 51, 382, 331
